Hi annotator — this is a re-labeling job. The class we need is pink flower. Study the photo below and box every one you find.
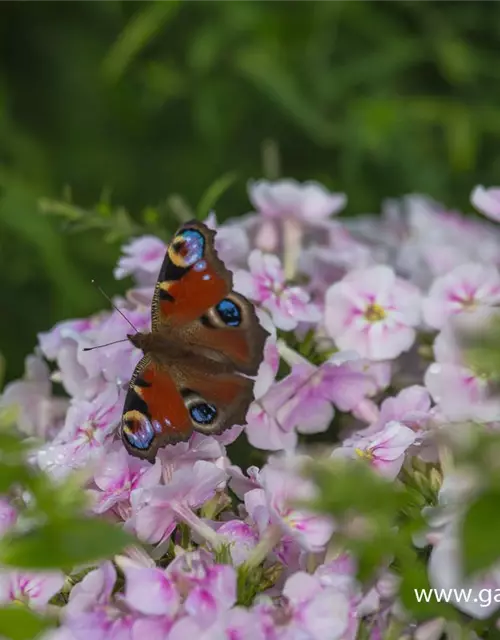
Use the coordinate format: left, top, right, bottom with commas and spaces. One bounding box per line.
249, 179, 346, 222
0, 355, 67, 439
130, 460, 227, 544
255, 571, 350, 640
165, 551, 237, 625
423, 263, 500, 330
325, 265, 421, 360
333, 421, 416, 479
0, 571, 65, 610
114, 235, 166, 284
78, 306, 150, 386
216, 520, 259, 566
246, 350, 375, 452
64, 562, 138, 640
471, 185, 500, 223
65, 562, 116, 616
234, 251, 320, 331
366, 385, 432, 436
37, 385, 122, 478
258, 458, 335, 552
169, 606, 262, 640
88, 443, 161, 514
424, 327, 500, 423
205, 212, 250, 267
122, 566, 179, 616
38, 318, 101, 400
245, 374, 303, 451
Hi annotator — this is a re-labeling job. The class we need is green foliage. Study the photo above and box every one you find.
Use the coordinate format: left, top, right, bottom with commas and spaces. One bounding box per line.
462, 490, 500, 576
2, 2, 500, 383
0, 606, 53, 640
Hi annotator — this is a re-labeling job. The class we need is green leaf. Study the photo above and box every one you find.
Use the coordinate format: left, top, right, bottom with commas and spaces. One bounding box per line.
0, 518, 133, 570
463, 490, 500, 576
102, 1, 181, 82
0, 605, 53, 640
195, 172, 238, 220
398, 554, 460, 621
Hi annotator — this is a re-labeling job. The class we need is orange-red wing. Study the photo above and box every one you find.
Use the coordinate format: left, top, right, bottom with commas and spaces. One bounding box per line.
121, 358, 193, 461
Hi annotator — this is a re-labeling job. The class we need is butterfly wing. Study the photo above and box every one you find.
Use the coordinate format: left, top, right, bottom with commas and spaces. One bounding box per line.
122, 220, 268, 461
151, 221, 268, 375
121, 356, 193, 461
121, 357, 253, 461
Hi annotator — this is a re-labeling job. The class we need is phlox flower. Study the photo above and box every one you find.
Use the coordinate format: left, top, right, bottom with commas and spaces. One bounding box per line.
0, 571, 65, 610
163, 550, 237, 628
78, 306, 150, 387
216, 520, 259, 566
87, 443, 161, 514
114, 235, 166, 284
300, 223, 373, 296
169, 606, 262, 640
122, 566, 180, 616
234, 250, 320, 331
38, 318, 102, 400
249, 179, 346, 223
36, 384, 123, 478
360, 385, 433, 437
246, 349, 375, 452
0, 355, 67, 439
333, 420, 416, 479
205, 211, 250, 267
254, 571, 350, 640
63, 562, 141, 640
471, 185, 500, 223
256, 457, 335, 553
325, 265, 421, 361
129, 460, 227, 544
347, 195, 500, 288
424, 326, 500, 423
423, 263, 500, 330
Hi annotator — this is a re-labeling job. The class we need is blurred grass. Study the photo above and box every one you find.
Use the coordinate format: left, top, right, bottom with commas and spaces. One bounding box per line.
1, 1, 500, 383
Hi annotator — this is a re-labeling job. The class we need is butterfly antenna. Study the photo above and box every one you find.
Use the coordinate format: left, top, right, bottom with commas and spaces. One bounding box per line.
91, 279, 139, 333
82, 338, 130, 352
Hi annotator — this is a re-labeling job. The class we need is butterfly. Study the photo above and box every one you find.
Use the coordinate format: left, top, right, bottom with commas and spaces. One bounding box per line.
120, 220, 269, 462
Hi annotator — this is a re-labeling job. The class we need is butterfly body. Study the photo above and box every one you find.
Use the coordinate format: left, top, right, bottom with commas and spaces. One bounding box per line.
120, 221, 268, 462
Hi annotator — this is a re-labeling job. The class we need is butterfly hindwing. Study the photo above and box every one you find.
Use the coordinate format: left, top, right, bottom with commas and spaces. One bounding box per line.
121, 357, 193, 461
121, 358, 254, 461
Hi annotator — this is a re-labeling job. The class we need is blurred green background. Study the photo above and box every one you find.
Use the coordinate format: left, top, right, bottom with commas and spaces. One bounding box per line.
2, 0, 500, 385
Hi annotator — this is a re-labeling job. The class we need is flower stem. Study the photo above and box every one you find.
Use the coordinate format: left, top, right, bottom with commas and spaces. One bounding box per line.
241, 524, 283, 571
172, 502, 224, 552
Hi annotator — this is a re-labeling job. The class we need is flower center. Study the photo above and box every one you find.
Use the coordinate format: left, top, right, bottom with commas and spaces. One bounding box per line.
364, 303, 387, 323
460, 295, 477, 311
355, 447, 374, 461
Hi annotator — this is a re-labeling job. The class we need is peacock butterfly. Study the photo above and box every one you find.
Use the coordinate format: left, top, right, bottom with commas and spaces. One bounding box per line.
120, 220, 269, 462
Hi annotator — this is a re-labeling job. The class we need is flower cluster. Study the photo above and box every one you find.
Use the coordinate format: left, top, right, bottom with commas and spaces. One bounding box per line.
3, 179, 500, 638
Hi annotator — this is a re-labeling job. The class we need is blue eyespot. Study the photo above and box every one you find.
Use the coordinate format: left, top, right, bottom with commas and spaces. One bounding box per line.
178, 230, 205, 266
216, 299, 241, 327
122, 413, 154, 450
190, 402, 217, 425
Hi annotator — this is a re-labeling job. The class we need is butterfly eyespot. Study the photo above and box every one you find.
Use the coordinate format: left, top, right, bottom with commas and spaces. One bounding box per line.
216, 299, 242, 327
168, 229, 205, 268
122, 411, 155, 450
190, 402, 217, 425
